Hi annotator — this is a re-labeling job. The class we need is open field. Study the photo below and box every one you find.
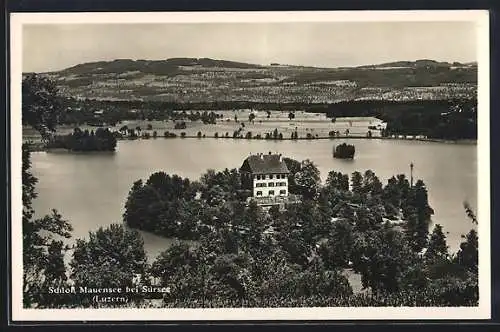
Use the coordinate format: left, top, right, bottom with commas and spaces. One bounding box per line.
40, 58, 477, 103
23, 112, 383, 143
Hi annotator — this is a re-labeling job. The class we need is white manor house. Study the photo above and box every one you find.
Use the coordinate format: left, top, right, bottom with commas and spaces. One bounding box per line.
240, 152, 301, 208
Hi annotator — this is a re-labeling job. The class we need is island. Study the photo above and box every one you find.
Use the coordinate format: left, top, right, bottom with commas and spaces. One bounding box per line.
45, 127, 117, 152
333, 143, 355, 159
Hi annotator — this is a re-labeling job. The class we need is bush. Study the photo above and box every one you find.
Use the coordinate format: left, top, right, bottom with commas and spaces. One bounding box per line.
163, 131, 177, 138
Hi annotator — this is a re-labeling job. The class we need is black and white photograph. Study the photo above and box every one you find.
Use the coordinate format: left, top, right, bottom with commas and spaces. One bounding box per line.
10, 10, 490, 321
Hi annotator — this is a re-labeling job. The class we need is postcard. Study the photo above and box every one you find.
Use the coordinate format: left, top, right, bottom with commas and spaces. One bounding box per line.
10, 10, 490, 321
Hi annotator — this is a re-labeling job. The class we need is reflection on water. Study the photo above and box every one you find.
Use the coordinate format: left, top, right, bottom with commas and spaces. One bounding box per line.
30, 139, 477, 260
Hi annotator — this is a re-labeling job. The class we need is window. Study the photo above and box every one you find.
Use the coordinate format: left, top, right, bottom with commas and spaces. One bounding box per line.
256, 191, 262, 196
268, 190, 275, 196
280, 190, 286, 195
270, 174, 274, 179
268, 182, 274, 187
256, 183, 267, 188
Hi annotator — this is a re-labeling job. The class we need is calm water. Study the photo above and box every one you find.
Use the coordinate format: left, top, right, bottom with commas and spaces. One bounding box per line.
30, 138, 477, 259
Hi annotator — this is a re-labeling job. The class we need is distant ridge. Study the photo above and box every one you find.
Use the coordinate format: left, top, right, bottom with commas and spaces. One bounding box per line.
356, 59, 476, 69
57, 58, 264, 76
49, 57, 475, 76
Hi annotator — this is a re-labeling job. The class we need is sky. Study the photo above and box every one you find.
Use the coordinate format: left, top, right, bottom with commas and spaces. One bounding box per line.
22, 21, 477, 73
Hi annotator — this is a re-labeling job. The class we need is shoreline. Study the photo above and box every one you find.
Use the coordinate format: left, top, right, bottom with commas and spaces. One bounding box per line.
24, 136, 477, 152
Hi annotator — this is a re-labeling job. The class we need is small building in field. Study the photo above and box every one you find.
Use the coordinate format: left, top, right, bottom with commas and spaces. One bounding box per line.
240, 152, 289, 198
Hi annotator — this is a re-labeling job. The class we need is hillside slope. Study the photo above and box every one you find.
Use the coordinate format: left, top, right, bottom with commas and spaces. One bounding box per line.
35, 58, 477, 103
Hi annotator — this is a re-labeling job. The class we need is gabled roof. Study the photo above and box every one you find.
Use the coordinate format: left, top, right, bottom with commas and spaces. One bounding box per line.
241, 153, 290, 175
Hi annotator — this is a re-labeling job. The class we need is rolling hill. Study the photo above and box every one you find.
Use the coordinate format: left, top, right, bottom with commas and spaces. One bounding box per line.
35, 58, 477, 103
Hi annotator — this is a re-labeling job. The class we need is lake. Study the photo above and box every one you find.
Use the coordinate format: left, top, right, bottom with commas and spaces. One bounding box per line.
30, 138, 477, 260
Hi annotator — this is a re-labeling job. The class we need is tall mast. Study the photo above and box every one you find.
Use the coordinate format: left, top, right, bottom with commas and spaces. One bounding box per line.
410, 162, 414, 188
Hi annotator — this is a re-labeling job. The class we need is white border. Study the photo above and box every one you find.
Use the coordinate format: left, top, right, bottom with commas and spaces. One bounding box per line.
10, 10, 491, 321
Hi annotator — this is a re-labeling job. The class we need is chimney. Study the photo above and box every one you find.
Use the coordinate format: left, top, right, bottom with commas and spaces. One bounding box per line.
279, 153, 282, 162
260, 153, 263, 159
268, 151, 272, 155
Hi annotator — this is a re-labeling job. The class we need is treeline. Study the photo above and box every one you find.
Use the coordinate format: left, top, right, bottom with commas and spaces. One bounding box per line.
46, 127, 117, 151
324, 99, 477, 140
55, 91, 478, 141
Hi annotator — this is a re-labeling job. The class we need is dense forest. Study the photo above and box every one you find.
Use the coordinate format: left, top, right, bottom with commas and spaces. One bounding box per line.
120, 162, 478, 307
324, 99, 477, 140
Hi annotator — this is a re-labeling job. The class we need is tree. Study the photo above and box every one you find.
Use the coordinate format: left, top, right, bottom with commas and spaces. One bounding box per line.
351, 171, 363, 195
22, 74, 62, 141
249, 113, 256, 123
318, 218, 354, 268
22, 145, 73, 307
70, 224, 148, 305
294, 159, 321, 200
463, 201, 478, 225
425, 224, 449, 263
150, 243, 207, 302
283, 157, 301, 194
325, 171, 349, 192
351, 226, 418, 293
119, 125, 129, 135
404, 180, 433, 253
455, 204, 478, 273
362, 170, 383, 196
